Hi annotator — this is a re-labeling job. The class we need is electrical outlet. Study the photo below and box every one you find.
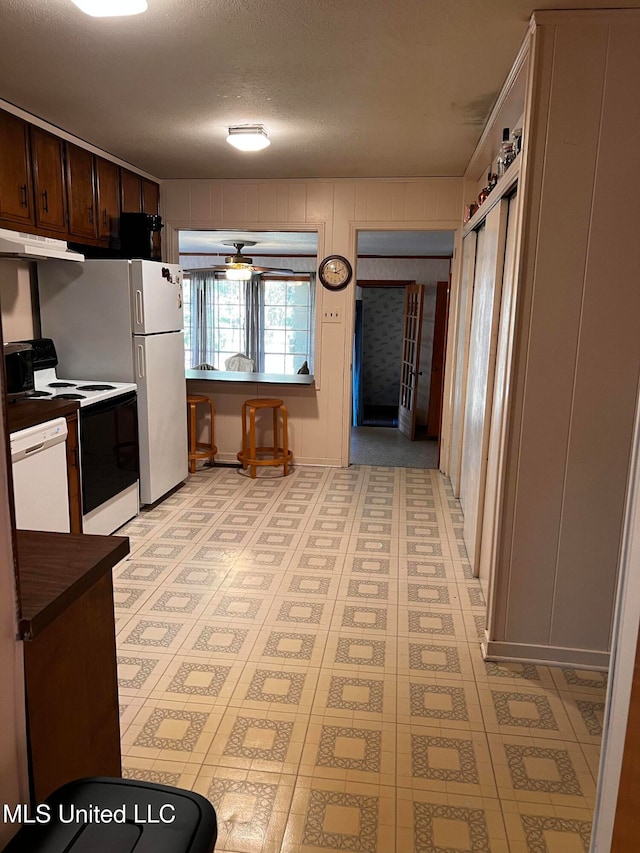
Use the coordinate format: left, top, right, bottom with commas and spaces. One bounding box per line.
322, 309, 341, 323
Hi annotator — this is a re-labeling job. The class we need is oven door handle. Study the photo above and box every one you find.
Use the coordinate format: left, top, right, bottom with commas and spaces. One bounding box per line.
137, 344, 145, 379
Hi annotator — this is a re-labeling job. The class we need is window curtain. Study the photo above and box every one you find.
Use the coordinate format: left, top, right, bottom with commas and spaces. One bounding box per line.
245, 274, 264, 372
188, 270, 218, 367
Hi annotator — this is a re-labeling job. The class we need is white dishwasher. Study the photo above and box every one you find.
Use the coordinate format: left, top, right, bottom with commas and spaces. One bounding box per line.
10, 417, 71, 533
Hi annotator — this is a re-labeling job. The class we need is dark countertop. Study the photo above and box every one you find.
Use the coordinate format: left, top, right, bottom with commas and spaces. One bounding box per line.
16, 530, 129, 639
186, 369, 315, 386
6, 397, 79, 433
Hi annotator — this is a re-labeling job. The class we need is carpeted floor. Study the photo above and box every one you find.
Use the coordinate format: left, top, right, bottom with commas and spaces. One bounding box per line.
350, 427, 439, 468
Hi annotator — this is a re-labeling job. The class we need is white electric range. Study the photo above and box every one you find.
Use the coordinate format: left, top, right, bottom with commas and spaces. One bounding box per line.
24, 338, 140, 535
32, 367, 137, 405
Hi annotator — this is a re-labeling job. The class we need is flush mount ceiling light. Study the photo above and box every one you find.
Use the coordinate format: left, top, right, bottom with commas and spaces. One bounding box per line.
226, 125, 270, 152
70, 0, 148, 16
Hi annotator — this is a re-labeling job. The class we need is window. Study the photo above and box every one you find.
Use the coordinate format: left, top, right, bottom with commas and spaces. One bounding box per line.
183, 272, 314, 375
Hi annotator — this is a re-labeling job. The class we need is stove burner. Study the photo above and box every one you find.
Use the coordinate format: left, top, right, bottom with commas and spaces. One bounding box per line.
77, 384, 117, 391
27, 391, 52, 397
55, 393, 86, 400
48, 382, 76, 388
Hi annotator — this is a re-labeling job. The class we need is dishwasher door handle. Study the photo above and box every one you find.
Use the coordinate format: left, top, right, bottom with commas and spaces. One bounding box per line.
24, 442, 45, 455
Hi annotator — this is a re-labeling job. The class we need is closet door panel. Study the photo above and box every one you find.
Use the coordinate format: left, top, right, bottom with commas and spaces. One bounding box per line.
460, 201, 508, 573
450, 231, 477, 497
478, 192, 519, 600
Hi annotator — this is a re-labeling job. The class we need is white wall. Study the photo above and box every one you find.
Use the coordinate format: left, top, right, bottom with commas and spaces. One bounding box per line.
163, 178, 462, 465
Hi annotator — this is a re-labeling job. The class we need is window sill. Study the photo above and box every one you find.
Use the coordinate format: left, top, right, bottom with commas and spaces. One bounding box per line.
186, 369, 315, 386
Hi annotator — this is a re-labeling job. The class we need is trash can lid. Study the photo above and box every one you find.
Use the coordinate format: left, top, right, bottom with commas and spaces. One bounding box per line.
3, 777, 217, 853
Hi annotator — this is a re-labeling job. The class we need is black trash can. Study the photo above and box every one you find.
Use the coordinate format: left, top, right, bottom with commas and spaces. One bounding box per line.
3, 777, 217, 853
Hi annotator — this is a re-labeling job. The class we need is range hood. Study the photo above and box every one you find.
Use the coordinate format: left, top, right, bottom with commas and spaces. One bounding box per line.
0, 228, 84, 262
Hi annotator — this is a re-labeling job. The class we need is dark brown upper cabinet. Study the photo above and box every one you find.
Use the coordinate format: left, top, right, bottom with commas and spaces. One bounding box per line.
120, 169, 142, 213
66, 143, 97, 240
31, 127, 68, 234
142, 179, 159, 215
95, 157, 120, 241
0, 111, 35, 228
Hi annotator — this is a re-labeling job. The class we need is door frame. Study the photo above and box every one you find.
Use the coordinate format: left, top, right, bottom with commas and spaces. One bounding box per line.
343, 225, 459, 466
592, 382, 640, 851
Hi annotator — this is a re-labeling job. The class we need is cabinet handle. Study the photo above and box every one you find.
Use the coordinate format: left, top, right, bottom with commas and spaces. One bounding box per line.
137, 344, 145, 378
42, 190, 49, 213
20, 185, 28, 208
103, 208, 107, 228
88, 204, 94, 224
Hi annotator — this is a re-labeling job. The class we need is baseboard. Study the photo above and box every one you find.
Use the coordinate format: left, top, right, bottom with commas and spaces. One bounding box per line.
481, 638, 610, 671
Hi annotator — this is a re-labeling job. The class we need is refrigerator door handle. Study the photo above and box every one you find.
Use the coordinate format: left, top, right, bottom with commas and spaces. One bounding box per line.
137, 343, 145, 378
135, 289, 144, 327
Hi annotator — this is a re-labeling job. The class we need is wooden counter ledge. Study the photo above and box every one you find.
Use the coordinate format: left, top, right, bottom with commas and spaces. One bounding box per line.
16, 530, 129, 639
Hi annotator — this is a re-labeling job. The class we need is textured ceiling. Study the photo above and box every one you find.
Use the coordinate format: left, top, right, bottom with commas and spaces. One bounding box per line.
1, 0, 638, 180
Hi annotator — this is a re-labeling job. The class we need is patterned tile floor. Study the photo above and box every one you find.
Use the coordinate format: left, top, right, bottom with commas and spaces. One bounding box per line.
114, 465, 605, 853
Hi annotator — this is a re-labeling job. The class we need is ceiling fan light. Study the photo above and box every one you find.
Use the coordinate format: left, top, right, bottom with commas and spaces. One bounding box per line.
226, 125, 270, 152
70, 0, 148, 16
226, 264, 253, 281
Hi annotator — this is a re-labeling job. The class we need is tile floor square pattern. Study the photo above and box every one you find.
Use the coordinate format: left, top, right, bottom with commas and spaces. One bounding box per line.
116, 464, 604, 851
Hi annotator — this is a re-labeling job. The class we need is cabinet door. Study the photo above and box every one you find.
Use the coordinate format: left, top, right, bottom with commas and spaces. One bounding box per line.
142, 178, 159, 214
0, 111, 34, 227
96, 157, 119, 240
120, 168, 142, 212
66, 143, 97, 240
31, 127, 67, 234
142, 179, 161, 258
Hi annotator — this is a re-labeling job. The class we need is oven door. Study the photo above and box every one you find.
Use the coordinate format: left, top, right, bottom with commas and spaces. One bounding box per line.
80, 391, 139, 515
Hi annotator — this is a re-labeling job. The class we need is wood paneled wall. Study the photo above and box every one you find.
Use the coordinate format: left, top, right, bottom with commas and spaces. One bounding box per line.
487, 11, 640, 666
161, 178, 463, 465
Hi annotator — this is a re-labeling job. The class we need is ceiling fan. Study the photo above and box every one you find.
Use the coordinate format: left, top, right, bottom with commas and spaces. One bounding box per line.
185, 240, 294, 280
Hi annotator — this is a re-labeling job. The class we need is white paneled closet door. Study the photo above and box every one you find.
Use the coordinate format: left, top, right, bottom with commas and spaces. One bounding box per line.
459, 200, 508, 573
478, 192, 520, 600
450, 231, 478, 498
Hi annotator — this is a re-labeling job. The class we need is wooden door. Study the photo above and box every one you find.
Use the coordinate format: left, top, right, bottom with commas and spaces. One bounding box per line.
450, 232, 477, 497
398, 283, 425, 440
31, 127, 67, 234
66, 143, 96, 240
0, 111, 34, 227
426, 280, 451, 439
96, 157, 120, 241
120, 168, 142, 212
459, 201, 508, 573
612, 621, 640, 849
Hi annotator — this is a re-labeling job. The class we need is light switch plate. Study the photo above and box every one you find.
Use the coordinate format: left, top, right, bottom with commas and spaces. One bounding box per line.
322, 309, 341, 323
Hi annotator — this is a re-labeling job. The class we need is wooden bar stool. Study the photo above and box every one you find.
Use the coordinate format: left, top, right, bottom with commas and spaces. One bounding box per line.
237, 398, 293, 478
187, 394, 217, 473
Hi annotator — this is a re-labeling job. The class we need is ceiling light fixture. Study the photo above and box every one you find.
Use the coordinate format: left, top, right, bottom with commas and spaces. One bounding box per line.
225, 265, 253, 281
226, 125, 270, 152
70, 0, 148, 17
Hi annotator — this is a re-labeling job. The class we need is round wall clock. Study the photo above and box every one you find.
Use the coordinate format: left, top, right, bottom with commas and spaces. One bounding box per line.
318, 255, 353, 290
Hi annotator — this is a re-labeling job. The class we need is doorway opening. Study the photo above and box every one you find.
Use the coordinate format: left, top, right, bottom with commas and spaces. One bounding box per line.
350, 230, 454, 468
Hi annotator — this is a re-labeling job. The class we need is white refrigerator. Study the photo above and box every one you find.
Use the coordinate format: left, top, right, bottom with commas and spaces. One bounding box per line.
38, 259, 188, 505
